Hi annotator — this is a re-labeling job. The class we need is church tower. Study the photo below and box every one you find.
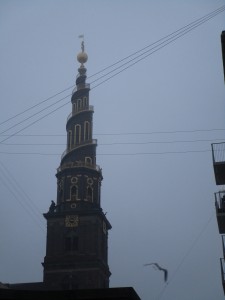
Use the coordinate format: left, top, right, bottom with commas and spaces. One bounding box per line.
42, 40, 112, 290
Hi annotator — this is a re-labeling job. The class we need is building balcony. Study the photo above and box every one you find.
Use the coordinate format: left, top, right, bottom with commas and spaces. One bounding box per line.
220, 258, 225, 295
211, 143, 225, 185
67, 105, 94, 122
57, 160, 101, 173
215, 191, 225, 234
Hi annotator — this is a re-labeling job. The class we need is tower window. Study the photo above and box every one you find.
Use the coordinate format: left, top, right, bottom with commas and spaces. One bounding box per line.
83, 96, 88, 108
85, 157, 92, 166
77, 99, 82, 111
68, 130, 72, 149
65, 236, 79, 252
70, 185, 78, 201
84, 121, 90, 141
75, 124, 81, 144
73, 103, 76, 114
86, 186, 93, 202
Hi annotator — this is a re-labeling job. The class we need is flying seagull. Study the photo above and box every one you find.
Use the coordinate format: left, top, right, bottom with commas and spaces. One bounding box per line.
144, 263, 168, 282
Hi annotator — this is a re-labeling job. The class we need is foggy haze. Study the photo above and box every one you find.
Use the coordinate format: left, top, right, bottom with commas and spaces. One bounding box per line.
0, 1, 225, 299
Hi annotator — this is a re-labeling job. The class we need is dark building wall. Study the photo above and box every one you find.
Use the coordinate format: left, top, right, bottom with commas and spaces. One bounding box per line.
1, 287, 141, 299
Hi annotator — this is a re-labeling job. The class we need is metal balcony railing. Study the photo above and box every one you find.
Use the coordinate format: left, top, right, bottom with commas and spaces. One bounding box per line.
212, 143, 225, 163
57, 160, 101, 173
215, 191, 225, 210
61, 139, 97, 160
67, 105, 94, 122
211, 143, 225, 185
215, 191, 225, 234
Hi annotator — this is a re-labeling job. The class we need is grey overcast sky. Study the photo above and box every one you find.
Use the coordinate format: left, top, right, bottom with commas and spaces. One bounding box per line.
0, 1, 225, 299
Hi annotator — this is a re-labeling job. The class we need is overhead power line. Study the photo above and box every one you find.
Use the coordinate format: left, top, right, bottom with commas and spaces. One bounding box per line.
0, 161, 45, 232
0, 128, 225, 137
0, 149, 211, 156
157, 213, 214, 300
0, 101, 69, 144
88, 4, 225, 83
0, 138, 225, 146
91, 5, 225, 89
0, 88, 74, 127
0, 4, 224, 143
0, 94, 70, 136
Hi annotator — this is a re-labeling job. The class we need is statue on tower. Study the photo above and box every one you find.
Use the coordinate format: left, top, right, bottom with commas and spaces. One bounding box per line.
49, 200, 56, 213
81, 41, 84, 52
77, 35, 88, 66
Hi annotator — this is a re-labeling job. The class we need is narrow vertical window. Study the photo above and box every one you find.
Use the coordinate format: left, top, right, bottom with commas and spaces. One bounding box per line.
68, 130, 72, 149
65, 235, 79, 252
85, 157, 92, 165
87, 186, 93, 202
75, 125, 81, 144
71, 185, 77, 201
77, 99, 82, 111
73, 103, 76, 114
83, 96, 88, 108
84, 121, 90, 141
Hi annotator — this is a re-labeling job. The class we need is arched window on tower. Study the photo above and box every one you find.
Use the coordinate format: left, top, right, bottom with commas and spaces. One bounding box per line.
68, 130, 72, 149
83, 96, 88, 108
73, 103, 76, 114
70, 185, 78, 201
65, 231, 79, 252
86, 186, 93, 202
75, 124, 81, 145
85, 157, 92, 166
84, 121, 90, 141
77, 99, 82, 111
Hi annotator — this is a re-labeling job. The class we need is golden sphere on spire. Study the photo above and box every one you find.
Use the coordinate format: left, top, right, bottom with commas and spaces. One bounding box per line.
77, 51, 88, 64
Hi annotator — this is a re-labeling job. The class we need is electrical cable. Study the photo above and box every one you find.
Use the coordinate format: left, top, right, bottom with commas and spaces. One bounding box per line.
0, 162, 45, 232
0, 128, 225, 137
156, 213, 214, 300
0, 138, 225, 146
0, 100, 69, 144
91, 5, 225, 86
88, 5, 225, 81
0, 94, 70, 136
0, 87, 74, 127
92, 6, 225, 89
0, 161, 43, 216
0, 149, 211, 156
0, 5, 224, 139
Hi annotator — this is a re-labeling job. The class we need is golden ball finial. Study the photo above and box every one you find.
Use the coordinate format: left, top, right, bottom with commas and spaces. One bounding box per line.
77, 51, 88, 64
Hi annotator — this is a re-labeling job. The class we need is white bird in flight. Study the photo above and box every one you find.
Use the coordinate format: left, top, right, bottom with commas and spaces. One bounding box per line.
144, 263, 168, 282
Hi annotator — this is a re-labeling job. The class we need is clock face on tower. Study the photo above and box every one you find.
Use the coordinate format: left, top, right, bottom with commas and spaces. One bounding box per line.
65, 215, 79, 227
